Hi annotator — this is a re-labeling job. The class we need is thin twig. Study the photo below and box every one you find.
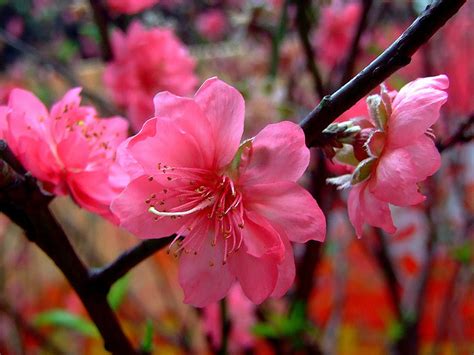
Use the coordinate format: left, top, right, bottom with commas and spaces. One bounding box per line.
0, 29, 116, 116
339, 0, 374, 86
437, 114, 474, 152
90, 236, 174, 293
89, 0, 113, 61
268, 0, 290, 80
295, 0, 326, 98
300, 0, 467, 147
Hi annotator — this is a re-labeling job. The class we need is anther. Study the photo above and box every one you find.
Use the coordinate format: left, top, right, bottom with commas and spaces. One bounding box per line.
148, 176, 153, 182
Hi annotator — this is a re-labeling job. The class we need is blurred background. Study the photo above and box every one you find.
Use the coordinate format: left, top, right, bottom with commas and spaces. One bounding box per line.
0, 0, 473, 354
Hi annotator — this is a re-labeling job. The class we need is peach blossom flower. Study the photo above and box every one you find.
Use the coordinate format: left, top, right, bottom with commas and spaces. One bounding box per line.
196, 9, 228, 41
314, 1, 361, 69
328, 75, 449, 237
107, 0, 159, 15
0, 88, 128, 221
104, 22, 198, 131
111, 77, 326, 306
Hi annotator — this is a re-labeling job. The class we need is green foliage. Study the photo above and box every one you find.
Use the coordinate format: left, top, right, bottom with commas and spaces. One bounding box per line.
252, 301, 315, 343
80, 24, 101, 43
387, 321, 405, 341
57, 40, 79, 63
107, 275, 130, 311
33, 309, 99, 338
140, 320, 154, 353
453, 243, 472, 264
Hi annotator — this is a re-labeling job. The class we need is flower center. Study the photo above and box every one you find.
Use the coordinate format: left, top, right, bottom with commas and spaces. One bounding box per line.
146, 165, 245, 263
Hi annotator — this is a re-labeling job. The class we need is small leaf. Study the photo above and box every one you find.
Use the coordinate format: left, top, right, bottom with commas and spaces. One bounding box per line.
452, 243, 472, 264
387, 321, 405, 341
252, 323, 279, 338
33, 310, 99, 338
140, 320, 154, 353
107, 275, 129, 310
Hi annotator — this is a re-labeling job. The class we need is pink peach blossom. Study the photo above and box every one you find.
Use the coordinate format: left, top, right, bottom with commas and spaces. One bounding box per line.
330, 76, 449, 237
196, 9, 228, 41
104, 22, 198, 131
111, 77, 326, 306
107, 0, 159, 15
314, 1, 361, 69
0, 88, 128, 221
204, 284, 256, 351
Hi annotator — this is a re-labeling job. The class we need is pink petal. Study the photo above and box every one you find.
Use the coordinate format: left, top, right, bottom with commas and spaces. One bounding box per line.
8, 89, 48, 125
0, 106, 8, 138
388, 75, 448, 148
348, 181, 396, 238
179, 236, 234, 307
125, 92, 216, 172
240, 121, 310, 185
369, 135, 440, 206
229, 251, 278, 304
244, 181, 326, 243
271, 232, 295, 298
242, 211, 284, 260
195, 77, 245, 168
111, 175, 189, 239
56, 134, 89, 170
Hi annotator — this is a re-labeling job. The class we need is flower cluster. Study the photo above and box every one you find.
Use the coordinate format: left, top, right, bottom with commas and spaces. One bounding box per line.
0, 88, 128, 221
111, 77, 326, 306
104, 22, 198, 131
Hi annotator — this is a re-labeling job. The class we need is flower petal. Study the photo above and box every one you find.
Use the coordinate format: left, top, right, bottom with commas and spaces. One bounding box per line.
348, 181, 396, 237
388, 75, 448, 148
369, 135, 440, 206
271, 232, 295, 298
195, 77, 245, 168
111, 175, 189, 239
229, 251, 278, 304
126, 92, 215, 171
179, 236, 234, 307
242, 211, 284, 260
244, 181, 326, 243
240, 121, 310, 184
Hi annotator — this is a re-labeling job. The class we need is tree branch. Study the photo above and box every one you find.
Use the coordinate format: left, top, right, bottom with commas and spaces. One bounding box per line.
0, 144, 137, 354
295, 0, 326, 98
339, 0, 374, 86
300, 0, 467, 147
90, 236, 174, 292
89, 0, 113, 62
437, 113, 474, 152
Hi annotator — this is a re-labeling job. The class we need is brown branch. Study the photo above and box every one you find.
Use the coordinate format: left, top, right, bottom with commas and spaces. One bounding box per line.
339, 0, 374, 86
300, 0, 467, 147
295, 0, 326, 98
371, 229, 402, 320
89, 0, 113, 62
90, 236, 174, 292
0, 145, 137, 354
437, 113, 474, 152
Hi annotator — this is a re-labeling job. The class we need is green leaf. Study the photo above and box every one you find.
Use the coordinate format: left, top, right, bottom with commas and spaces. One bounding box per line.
57, 40, 79, 63
79, 23, 100, 43
140, 320, 154, 353
387, 321, 405, 341
252, 323, 279, 338
453, 243, 472, 264
107, 275, 129, 311
33, 310, 99, 338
